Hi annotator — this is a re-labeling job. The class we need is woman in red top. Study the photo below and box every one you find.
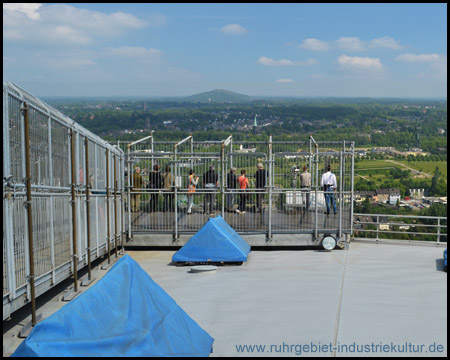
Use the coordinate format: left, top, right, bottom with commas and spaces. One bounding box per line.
237, 169, 249, 214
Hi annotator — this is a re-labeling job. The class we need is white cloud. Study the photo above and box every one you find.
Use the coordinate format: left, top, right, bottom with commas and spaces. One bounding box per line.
258, 57, 294, 66
258, 56, 316, 66
3, 3, 42, 20
298, 36, 403, 52
105, 46, 162, 58
337, 55, 383, 72
430, 59, 447, 78
220, 24, 248, 35
396, 54, 447, 79
275, 79, 294, 83
3, 3, 151, 45
370, 36, 402, 50
395, 53, 442, 63
298, 38, 330, 51
45, 57, 97, 69
51, 26, 91, 45
335, 37, 366, 51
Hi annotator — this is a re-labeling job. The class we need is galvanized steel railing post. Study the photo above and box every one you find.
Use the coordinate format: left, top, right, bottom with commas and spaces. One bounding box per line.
114, 153, 118, 257
376, 215, 380, 242
151, 133, 154, 171
70, 128, 79, 292
84, 136, 93, 281
339, 150, 343, 240
23, 102, 37, 327
127, 144, 132, 241
437, 218, 441, 244
174, 144, 178, 240
106, 148, 111, 264
315, 142, 319, 241
309, 138, 312, 186
120, 156, 125, 254
350, 142, 355, 236
268, 135, 273, 241
190, 135, 194, 170
221, 142, 225, 217
230, 138, 233, 170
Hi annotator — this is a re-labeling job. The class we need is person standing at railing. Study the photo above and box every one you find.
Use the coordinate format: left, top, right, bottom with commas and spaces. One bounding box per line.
226, 167, 237, 212
254, 162, 267, 213
300, 165, 311, 212
162, 165, 174, 212
202, 165, 219, 215
321, 164, 337, 215
187, 169, 199, 215
237, 169, 249, 214
131, 166, 143, 212
148, 164, 162, 212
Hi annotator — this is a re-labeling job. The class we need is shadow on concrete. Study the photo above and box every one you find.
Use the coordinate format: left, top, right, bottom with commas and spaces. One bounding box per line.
435, 258, 445, 272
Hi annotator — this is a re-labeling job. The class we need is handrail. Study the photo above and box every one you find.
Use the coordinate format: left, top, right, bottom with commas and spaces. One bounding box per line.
353, 213, 447, 244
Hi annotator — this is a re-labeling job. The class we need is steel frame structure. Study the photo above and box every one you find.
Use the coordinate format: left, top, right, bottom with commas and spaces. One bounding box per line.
3, 82, 124, 321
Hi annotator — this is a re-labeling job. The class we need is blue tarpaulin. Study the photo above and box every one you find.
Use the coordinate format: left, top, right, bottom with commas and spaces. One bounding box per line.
444, 249, 447, 271
172, 215, 251, 263
12, 254, 214, 357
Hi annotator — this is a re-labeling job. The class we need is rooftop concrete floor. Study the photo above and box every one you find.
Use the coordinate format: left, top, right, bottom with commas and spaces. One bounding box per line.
3, 243, 447, 357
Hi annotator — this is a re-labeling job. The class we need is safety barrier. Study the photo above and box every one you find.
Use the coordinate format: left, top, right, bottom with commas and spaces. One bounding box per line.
120, 135, 355, 242
3, 82, 124, 322
353, 213, 447, 244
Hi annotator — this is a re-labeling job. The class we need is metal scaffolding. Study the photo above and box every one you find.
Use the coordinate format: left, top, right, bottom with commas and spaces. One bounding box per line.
120, 134, 355, 244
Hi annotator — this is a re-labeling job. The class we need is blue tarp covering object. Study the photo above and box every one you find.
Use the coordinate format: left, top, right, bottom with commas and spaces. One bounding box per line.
444, 249, 447, 271
172, 215, 251, 263
11, 255, 214, 357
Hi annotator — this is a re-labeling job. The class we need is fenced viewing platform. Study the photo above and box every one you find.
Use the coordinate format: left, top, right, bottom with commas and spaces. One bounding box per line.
3, 82, 447, 352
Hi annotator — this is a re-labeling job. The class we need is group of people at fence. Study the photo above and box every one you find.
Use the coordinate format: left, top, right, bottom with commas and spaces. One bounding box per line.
129, 162, 338, 215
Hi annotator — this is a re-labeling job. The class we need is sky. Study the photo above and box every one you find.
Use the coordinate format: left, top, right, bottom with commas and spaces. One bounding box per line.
3, 3, 447, 98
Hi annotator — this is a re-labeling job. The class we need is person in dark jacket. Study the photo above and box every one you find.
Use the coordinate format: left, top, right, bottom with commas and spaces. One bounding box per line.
254, 162, 267, 213
202, 165, 219, 215
226, 167, 237, 212
148, 164, 162, 212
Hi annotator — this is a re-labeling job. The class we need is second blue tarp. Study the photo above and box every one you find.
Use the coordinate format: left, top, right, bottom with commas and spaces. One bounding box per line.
172, 215, 251, 263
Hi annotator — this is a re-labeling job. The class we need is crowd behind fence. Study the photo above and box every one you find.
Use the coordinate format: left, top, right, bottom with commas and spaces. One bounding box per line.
120, 136, 355, 241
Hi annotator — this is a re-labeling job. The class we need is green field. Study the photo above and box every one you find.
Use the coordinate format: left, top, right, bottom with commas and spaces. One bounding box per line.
398, 160, 447, 181
355, 160, 403, 175
356, 159, 447, 177
354, 158, 447, 190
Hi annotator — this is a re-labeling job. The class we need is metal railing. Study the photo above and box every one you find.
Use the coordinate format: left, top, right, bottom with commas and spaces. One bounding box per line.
121, 135, 355, 242
353, 213, 447, 245
3, 82, 125, 322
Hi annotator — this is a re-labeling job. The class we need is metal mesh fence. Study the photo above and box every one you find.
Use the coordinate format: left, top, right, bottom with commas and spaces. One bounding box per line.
123, 136, 355, 240
3, 82, 124, 320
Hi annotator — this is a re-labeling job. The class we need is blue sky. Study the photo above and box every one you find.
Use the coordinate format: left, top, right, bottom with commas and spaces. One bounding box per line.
3, 3, 447, 98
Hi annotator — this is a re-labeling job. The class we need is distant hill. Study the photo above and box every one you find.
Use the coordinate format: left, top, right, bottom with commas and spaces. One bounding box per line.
184, 89, 252, 103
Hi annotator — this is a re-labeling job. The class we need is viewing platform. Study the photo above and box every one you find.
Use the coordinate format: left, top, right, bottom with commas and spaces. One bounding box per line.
3, 242, 447, 357
3, 82, 447, 357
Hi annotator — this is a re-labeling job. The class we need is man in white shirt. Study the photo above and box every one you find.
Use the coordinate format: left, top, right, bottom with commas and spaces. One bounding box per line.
320, 165, 337, 215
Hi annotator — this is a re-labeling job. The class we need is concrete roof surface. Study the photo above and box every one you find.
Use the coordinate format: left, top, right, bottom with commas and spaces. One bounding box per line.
3, 243, 447, 357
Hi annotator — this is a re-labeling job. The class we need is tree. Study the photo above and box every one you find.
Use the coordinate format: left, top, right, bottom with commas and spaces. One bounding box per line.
430, 166, 440, 195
